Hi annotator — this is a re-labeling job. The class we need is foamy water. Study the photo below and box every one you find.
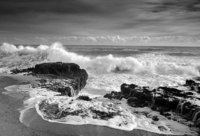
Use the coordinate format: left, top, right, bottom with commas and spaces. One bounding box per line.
0, 42, 200, 91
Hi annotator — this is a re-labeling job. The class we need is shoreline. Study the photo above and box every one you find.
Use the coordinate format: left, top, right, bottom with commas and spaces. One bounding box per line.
0, 75, 56, 136
34, 97, 196, 136
35, 104, 171, 135
0, 74, 198, 136
23, 107, 170, 136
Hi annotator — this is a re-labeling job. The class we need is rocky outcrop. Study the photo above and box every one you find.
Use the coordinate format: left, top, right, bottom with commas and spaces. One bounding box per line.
11, 62, 88, 96
184, 79, 200, 93
33, 62, 88, 90
104, 80, 200, 129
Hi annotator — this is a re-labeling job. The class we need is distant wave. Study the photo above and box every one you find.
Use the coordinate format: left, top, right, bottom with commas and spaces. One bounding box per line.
166, 52, 200, 57
0, 42, 200, 77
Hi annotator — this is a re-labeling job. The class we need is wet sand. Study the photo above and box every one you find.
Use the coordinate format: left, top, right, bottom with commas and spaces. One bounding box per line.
0, 76, 55, 136
0, 75, 183, 136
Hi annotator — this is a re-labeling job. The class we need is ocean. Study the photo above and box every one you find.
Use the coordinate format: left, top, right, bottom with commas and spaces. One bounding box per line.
65, 45, 200, 57
1, 42, 200, 135
0, 42, 200, 92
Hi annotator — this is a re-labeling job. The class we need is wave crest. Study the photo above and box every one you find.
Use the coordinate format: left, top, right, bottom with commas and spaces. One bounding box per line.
0, 42, 199, 76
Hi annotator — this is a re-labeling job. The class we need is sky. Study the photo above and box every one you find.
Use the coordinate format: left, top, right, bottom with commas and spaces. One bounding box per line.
0, 0, 200, 46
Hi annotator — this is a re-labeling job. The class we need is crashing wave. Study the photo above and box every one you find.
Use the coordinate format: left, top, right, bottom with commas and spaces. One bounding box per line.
0, 42, 199, 77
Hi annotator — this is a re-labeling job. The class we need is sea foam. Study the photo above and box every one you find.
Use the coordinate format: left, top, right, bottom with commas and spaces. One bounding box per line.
0, 42, 200, 91
0, 42, 199, 76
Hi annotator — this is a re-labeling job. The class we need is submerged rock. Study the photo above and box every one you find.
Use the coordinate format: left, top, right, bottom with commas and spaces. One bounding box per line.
37, 97, 136, 130
39, 100, 61, 119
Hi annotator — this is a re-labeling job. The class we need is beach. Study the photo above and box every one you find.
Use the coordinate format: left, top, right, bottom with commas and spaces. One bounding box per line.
1, 74, 195, 136
0, 75, 57, 136
0, 75, 177, 136
0, 44, 200, 136
1, 0, 200, 134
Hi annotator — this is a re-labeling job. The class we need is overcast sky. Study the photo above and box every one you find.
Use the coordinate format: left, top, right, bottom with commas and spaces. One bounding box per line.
0, 0, 200, 45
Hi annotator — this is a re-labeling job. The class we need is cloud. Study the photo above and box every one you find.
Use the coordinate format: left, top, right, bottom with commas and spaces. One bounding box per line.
0, 0, 200, 44
29, 35, 200, 46
0, 0, 100, 15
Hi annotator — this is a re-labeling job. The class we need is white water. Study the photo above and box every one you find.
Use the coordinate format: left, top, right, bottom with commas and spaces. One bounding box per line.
1, 42, 200, 91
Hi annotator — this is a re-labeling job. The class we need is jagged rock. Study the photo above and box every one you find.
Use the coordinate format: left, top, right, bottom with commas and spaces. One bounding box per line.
127, 97, 148, 107
33, 62, 88, 90
119, 84, 183, 112
185, 79, 197, 86
184, 79, 200, 93
11, 62, 88, 96
121, 83, 137, 97
105, 84, 152, 107
105, 81, 200, 129
157, 87, 186, 97
154, 96, 179, 111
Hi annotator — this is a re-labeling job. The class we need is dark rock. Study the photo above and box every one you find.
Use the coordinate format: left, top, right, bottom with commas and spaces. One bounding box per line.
157, 87, 186, 97
185, 79, 197, 86
11, 62, 88, 96
184, 79, 200, 94
39, 79, 47, 84
121, 83, 138, 97
162, 112, 171, 117
11, 67, 34, 74
121, 83, 131, 96
33, 62, 88, 90
104, 80, 200, 131
152, 116, 159, 121
104, 91, 122, 100
154, 96, 179, 110
77, 95, 92, 101
185, 92, 194, 96
57, 87, 72, 96
127, 97, 147, 107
